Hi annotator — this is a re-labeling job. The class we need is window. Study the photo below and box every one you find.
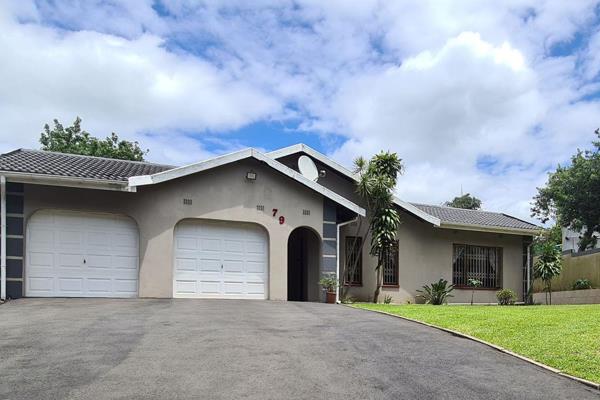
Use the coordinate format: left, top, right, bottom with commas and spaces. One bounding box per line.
383, 241, 399, 286
345, 236, 362, 285
453, 244, 502, 289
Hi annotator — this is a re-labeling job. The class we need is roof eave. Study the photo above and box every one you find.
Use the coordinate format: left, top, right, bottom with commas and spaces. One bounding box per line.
394, 197, 441, 226
438, 222, 540, 236
0, 171, 134, 192
128, 148, 366, 217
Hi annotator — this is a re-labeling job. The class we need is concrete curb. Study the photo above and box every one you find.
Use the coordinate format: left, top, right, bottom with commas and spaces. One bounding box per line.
347, 305, 600, 391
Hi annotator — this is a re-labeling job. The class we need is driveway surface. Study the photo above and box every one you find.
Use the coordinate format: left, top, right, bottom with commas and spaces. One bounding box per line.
0, 299, 597, 400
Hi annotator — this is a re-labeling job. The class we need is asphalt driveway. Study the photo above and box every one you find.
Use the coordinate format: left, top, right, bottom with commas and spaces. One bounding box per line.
0, 299, 597, 400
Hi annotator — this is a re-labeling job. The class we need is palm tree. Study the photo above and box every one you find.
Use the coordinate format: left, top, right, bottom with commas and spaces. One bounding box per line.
354, 152, 403, 303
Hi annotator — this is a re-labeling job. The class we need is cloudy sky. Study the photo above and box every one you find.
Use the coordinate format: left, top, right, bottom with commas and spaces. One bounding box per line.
1, 1, 599, 221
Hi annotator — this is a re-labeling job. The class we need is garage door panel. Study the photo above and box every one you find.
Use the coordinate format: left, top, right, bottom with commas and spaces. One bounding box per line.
58, 277, 83, 293
87, 278, 112, 293
111, 255, 138, 270
201, 238, 221, 252
223, 260, 243, 273
175, 257, 197, 272
26, 210, 138, 298
87, 254, 112, 269
59, 253, 84, 267
28, 277, 54, 293
28, 229, 55, 249
198, 258, 221, 272
176, 236, 198, 251
114, 279, 138, 294
174, 221, 268, 299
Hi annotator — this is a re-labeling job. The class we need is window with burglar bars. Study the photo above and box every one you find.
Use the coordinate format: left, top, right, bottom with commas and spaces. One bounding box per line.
453, 244, 502, 288
345, 237, 362, 285
383, 241, 399, 286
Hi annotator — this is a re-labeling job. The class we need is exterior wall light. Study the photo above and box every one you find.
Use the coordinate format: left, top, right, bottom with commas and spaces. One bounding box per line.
246, 171, 257, 181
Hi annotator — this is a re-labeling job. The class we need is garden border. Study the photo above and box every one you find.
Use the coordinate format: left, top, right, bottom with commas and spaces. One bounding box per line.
348, 304, 600, 391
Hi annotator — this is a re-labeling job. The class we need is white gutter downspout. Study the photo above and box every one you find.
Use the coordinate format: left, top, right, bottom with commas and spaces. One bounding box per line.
526, 242, 532, 304
1, 175, 6, 301
336, 216, 359, 303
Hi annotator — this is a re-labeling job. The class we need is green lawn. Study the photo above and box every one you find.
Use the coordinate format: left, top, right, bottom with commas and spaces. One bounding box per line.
353, 304, 600, 384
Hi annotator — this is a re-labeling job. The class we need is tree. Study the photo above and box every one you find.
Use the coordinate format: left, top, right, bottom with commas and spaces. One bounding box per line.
445, 193, 482, 210
354, 151, 403, 303
532, 129, 600, 251
40, 117, 148, 161
534, 240, 562, 305
532, 224, 562, 256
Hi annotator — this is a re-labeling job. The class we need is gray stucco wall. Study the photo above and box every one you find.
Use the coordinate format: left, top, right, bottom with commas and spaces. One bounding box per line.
341, 211, 527, 304
21, 159, 327, 299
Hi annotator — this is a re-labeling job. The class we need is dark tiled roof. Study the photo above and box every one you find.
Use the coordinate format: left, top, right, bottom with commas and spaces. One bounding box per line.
411, 203, 539, 231
0, 149, 174, 182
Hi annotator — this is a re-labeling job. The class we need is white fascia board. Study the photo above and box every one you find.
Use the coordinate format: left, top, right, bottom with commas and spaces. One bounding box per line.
438, 222, 540, 236
2, 172, 134, 192
267, 144, 358, 181
128, 148, 366, 216
394, 197, 441, 226
128, 148, 253, 187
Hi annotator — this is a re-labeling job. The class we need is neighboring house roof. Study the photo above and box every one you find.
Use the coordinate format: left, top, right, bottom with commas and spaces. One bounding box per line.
412, 203, 539, 234
128, 148, 366, 216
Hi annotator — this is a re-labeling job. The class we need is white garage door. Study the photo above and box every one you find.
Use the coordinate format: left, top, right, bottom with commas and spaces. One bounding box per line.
174, 221, 268, 299
26, 210, 139, 298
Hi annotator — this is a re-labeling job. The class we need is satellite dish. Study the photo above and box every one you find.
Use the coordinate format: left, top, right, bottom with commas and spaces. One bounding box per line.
298, 155, 319, 182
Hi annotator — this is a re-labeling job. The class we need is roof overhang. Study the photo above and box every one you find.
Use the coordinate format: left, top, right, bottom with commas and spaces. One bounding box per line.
437, 222, 540, 236
0, 171, 134, 192
394, 197, 441, 226
128, 148, 366, 216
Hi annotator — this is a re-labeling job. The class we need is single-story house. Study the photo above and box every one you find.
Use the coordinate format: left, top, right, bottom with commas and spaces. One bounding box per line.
0, 144, 539, 303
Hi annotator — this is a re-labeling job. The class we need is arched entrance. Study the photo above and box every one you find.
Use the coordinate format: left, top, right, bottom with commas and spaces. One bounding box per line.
287, 227, 321, 301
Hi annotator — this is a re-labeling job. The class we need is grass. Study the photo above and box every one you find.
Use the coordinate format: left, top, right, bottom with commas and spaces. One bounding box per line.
353, 303, 600, 384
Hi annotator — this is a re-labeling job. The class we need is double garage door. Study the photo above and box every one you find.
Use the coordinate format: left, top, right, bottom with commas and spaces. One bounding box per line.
173, 221, 269, 299
26, 210, 139, 298
25, 211, 268, 299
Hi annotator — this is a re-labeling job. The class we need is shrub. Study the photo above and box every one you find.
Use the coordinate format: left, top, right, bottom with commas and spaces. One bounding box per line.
383, 295, 393, 304
572, 279, 593, 290
416, 278, 454, 305
496, 288, 516, 305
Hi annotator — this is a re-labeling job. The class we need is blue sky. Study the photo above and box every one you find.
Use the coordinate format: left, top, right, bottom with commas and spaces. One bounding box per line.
1, 0, 600, 221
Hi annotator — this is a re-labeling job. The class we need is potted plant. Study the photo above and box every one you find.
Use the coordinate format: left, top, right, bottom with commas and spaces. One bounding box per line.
319, 273, 338, 304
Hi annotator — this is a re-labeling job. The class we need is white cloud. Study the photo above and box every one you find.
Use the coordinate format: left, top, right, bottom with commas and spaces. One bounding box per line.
0, 2, 280, 163
1, 0, 599, 221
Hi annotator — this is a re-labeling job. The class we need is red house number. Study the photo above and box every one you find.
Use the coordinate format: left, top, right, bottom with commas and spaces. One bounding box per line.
272, 208, 285, 224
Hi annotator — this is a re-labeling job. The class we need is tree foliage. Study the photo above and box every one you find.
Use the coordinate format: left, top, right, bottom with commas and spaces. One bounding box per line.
532, 129, 600, 251
532, 223, 562, 256
354, 151, 403, 303
40, 117, 148, 161
534, 240, 562, 305
445, 193, 482, 210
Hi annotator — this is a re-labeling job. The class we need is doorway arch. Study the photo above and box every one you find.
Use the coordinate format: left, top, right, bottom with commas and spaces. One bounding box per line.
287, 227, 321, 301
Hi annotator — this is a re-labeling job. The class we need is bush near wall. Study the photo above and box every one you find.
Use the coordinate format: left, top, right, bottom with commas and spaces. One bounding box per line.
533, 250, 600, 293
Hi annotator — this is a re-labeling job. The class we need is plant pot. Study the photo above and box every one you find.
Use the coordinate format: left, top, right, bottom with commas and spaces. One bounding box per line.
326, 291, 336, 304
